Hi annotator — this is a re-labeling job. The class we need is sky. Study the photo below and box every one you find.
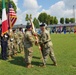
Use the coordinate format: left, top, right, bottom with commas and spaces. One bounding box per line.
12, 0, 76, 25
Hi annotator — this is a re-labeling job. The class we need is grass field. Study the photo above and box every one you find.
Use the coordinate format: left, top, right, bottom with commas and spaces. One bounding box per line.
0, 33, 76, 75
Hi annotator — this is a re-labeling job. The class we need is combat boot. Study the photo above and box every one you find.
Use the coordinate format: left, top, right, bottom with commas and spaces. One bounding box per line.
39, 63, 46, 67
8, 56, 12, 59
53, 62, 57, 66
26, 63, 34, 68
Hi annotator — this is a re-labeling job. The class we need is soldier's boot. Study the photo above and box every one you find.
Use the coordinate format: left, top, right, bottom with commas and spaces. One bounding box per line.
26, 63, 34, 68
39, 63, 46, 67
53, 62, 57, 66
8, 56, 12, 59
21, 51, 24, 54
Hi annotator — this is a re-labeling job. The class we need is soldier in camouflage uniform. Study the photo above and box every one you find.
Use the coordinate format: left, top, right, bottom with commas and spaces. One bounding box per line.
13, 29, 18, 55
38, 23, 57, 67
8, 29, 14, 58
17, 27, 24, 53
23, 25, 36, 68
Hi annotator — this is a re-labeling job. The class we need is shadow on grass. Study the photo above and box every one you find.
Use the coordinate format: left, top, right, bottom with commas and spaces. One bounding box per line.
8, 56, 25, 67
32, 61, 41, 66
8, 56, 41, 67
32, 56, 40, 59
0, 53, 2, 59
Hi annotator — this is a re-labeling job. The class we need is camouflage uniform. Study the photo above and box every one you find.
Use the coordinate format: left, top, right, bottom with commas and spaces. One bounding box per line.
13, 30, 18, 55
17, 30, 24, 53
8, 31, 14, 58
39, 26, 57, 66
23, 30, 34, 66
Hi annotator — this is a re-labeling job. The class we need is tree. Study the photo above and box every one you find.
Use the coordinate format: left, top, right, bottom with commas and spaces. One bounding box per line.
25, 14, 29, 25
60, 17, 64, 24
25, 14, 29, 21
33, 18, 39, 28
70, 18, 75, 23
53, 17, 58, 24
50, 16, 54, 25
0, 0, 17, 18
46, 15, 51, 25
25, 14, 32, 25
65, 18, 69, 24
38, 12, 47, 23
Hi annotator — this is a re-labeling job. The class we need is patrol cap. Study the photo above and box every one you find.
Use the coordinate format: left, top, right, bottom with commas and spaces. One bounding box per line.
26, 25, 32, 29
40, 23, 45, 27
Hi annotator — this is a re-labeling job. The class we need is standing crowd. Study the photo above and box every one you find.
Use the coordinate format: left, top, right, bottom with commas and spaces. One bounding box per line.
0, 23, 57, 68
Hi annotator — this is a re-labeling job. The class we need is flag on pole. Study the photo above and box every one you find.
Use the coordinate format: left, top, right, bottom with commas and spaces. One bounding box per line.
2, 0, 8, 36
8, 2, 17, 28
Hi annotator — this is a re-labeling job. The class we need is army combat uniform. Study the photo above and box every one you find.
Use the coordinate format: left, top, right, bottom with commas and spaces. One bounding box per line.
8, 31, 14, 58
17, 30, 24, 53
39, 24, 57, 66
23, 25, 35, 68
13, 30, 18, 55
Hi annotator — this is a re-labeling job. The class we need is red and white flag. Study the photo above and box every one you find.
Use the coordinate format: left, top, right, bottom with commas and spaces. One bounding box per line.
8, 3, 17, 28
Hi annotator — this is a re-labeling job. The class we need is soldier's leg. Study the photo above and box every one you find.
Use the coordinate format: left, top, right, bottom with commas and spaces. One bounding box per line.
14, 43, 18, 55
8, 45, 13, 58
41, 48, 50, 66
26, 47, 33, 68
19, 42, 23, 53
49, 47, 57, 66
2, 41, 8, 60
24, 47, 28, 63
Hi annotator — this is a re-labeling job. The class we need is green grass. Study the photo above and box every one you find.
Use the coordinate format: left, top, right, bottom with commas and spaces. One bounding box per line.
0, 33, 76, 75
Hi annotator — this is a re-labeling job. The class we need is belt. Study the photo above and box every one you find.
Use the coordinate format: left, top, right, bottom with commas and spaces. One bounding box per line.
44, 40, 51, 44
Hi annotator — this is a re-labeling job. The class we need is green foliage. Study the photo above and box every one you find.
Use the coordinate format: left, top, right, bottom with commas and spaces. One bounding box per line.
25, 14, 32, 25
38, 12, 58, 25
50, 16, 54, 25
53, 16, 58, 24
25, 14, 29, 21
0, 0, 17, 18
65, 18, 69, 24
33, 18, 39, 28
38, 12, 47, 23
60, 17, 64, 24
70, 18, 75, 23
0, 34, 76, 75
46, 15, 51, 25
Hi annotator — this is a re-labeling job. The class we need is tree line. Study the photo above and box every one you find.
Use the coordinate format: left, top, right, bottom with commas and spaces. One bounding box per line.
25, 12, 75, 28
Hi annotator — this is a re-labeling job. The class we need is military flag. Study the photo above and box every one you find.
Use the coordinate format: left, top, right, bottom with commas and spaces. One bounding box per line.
2, 0, 8, 36
8, 2, 17, 29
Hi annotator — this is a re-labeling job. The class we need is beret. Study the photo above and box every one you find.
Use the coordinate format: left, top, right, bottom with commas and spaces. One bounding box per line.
40, 23, 45, 27
26, 25, 32, 29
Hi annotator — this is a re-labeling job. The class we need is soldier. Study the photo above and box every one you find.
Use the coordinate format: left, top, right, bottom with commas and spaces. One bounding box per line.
17, 27, 24, 53
23, 25, 37, 68
38, 23, 57, 67
8, 29, 14, 58
13, 29, 18, 55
